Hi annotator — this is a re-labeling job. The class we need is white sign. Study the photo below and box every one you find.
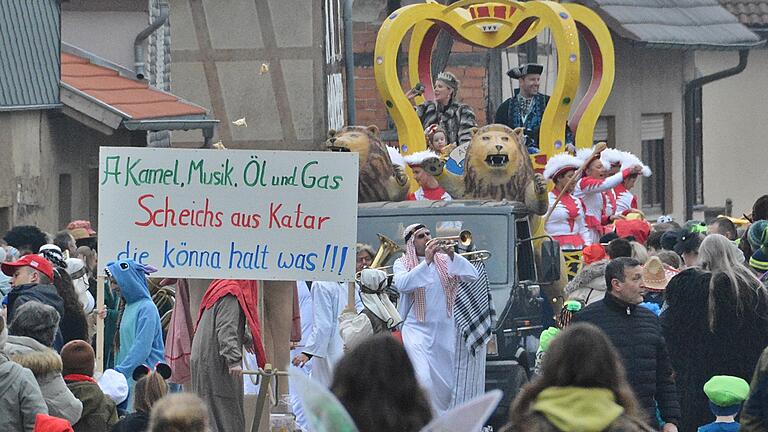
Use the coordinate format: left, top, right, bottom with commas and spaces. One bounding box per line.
98, 147, 359, 281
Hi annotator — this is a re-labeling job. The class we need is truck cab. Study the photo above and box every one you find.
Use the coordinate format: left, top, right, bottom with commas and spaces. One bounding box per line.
357, 199, 559, 428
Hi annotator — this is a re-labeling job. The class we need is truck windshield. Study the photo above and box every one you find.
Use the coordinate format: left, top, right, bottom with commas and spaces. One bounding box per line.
357, 214, 509, 285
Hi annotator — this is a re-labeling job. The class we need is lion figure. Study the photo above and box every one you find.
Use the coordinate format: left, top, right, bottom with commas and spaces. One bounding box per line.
424, 124, 548, 215
325, 125, 409, 203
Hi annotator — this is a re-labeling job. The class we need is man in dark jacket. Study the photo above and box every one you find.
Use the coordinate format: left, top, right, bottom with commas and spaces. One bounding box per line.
2, 254, 64, 324
742, 346, 768, 431
574, 257, 681, 431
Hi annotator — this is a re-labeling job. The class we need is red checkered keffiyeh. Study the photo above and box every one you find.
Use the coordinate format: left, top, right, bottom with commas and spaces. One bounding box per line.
401, 235, 459, 322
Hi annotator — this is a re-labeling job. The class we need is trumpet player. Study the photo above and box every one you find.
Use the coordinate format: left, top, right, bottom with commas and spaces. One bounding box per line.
393, 224, 478, 414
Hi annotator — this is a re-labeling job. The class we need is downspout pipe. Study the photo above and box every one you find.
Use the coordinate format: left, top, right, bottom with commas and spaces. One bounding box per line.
343, 0, 356, 124
134, 2, 170, 80
683, 49, 749, 221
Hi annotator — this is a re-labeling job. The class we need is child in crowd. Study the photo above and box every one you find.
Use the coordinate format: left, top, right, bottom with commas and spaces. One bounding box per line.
699, 375, 750, 431
61, 340, 118, 432
148, 393, 209, 432
111, 364, 171, 432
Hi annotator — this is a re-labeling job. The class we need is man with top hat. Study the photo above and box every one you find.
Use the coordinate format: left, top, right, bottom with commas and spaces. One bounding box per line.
494, 63, 574, 153
1, 254, 64, 327
405, 150, 453, 201
393, 223, 478, 414
543, 153, 591, 250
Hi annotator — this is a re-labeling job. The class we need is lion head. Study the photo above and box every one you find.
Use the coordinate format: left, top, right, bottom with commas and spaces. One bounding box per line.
325, 125, 402, 202
463, 124, 535, 201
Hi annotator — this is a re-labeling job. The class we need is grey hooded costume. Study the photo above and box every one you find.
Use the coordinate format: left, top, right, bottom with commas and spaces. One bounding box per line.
564, 260, 608, 305
4, 335, 83, 425
4, 302, 82, 425
0, 322, 48, 432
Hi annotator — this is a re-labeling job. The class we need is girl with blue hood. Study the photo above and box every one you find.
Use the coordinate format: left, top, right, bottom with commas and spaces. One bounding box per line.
106, 259, 164, 404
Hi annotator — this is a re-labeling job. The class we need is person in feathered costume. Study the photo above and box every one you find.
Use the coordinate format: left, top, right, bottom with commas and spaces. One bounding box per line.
599, 148, 625, 217
613, 151, 652, 217
543, 153, 591, 250
574, 147, 644, 244
405, 150, 453, 201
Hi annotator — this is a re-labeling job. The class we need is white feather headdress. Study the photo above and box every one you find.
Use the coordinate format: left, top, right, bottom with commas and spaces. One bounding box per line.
543, 152, 581, 180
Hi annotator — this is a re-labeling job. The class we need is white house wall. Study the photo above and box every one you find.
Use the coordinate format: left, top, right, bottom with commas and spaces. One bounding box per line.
588, 37, 693, 221
697, 48, 768, 217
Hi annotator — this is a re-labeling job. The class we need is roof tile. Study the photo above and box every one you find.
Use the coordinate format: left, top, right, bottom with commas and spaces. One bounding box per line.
61, 52, 207, 120
719, 0, 768, 27
0, 0, 60, 108
580, 0, 763, 48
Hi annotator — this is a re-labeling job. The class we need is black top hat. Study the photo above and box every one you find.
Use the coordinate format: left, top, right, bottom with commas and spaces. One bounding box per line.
507, 63, 544, 79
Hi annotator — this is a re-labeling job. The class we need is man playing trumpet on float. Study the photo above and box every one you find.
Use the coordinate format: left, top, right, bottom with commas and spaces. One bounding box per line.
393, 223, 479, 414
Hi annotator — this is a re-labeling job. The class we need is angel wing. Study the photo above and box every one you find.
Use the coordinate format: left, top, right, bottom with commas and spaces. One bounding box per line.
288, 366, 359, 432
420, 390, 502, 432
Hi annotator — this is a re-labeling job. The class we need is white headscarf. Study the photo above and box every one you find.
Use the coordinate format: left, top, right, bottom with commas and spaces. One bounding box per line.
358, 268, 402, 328
399, 224, 458, 321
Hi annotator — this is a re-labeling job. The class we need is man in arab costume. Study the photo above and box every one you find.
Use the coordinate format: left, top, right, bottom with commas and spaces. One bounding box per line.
393, 223, 478, 414
191, 279, 267, 432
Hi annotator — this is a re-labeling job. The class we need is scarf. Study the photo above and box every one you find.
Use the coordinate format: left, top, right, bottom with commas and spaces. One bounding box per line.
63, 374, 96, 383
359, 282, 403, 329
164, 279, 194, 384
401, 236, 459, 322
197, 279, 267, 367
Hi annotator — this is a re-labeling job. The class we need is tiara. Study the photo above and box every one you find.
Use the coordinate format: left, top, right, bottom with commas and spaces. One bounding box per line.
437, 72, 457, 84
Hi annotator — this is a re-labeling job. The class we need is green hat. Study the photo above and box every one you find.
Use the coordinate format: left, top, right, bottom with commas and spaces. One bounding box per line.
537, 327, 560, 353
564, 300, 583, 312
703, 375, 750, 407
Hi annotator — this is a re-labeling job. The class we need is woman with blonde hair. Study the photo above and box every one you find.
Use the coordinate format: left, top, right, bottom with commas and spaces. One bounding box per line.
504, 323, 654, 431
148, 393, 209, 432
662, 233, 768, 431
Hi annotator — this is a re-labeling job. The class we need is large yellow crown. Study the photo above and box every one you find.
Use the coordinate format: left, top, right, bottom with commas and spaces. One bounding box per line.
374, 0, 615, 174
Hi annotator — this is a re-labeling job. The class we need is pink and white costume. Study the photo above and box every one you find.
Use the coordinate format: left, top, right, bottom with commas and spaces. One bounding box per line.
546, 190, 591, 249
574, 168, 632, 244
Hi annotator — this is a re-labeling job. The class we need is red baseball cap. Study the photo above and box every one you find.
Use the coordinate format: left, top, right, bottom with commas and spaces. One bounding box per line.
1, 254, 54, 280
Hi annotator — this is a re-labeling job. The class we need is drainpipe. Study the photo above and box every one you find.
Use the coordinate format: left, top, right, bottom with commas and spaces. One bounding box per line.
134, 2, 170, 80
343, 0, 356, 124
683, 49, 749, 221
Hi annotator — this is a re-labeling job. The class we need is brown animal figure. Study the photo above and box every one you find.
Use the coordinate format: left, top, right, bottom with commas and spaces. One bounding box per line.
423, 124, 548, 214
325, 125, 409, 203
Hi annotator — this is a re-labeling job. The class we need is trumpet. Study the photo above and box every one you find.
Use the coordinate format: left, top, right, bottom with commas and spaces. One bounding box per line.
426, 230, 472, 249
460, 250, 492, 261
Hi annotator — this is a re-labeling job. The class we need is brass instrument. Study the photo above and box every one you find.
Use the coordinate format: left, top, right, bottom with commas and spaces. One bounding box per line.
371, 233, 402, 268
426, 230, 472, 249
354, 234, 401, 284
459, 250, 492, 261
355, 250, 492, 282
354, 230, 491, 283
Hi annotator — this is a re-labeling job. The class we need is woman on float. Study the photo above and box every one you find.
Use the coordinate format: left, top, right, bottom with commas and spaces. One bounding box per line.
543, 153, 591, 250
